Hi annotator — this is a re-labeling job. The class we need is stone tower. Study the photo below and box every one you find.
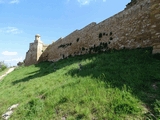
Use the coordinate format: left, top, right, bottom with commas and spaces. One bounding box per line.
35, 34, 41, 42
34, 34, 44, 61
24, 34, 45, 66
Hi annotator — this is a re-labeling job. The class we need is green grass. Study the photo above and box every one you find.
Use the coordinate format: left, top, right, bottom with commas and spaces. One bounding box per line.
0, 48, 160, 120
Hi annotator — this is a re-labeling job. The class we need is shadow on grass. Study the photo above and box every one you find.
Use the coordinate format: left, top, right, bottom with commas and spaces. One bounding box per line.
67, 48, 160, 118
12, 54, 92, 85
12, 62, 52, 84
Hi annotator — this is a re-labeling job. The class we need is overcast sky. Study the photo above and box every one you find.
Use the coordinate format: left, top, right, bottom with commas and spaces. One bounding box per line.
0, 0, 130, 66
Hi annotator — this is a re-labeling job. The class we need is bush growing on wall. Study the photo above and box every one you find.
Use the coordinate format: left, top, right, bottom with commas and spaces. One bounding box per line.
99, 33, 102, 38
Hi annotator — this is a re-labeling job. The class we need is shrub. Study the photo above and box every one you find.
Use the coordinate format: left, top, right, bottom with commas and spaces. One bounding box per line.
110, 32, 113, 35
0, 61, 7, 71
17, 61, 24, 66
110, 37, 113, 40
77, 38, 80, 42
99, 33, 102, 38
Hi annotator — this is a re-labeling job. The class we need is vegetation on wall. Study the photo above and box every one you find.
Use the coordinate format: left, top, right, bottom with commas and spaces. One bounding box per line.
110, 37, 113, 40
82, 47, 85, 51
98, 33, 102, 39
58, 43, 72, 49
110, 32, 113, 36
98, 32, 113, 41
126, 0, 137, 9
89, 42, 108, 53
76, 38, 80, 42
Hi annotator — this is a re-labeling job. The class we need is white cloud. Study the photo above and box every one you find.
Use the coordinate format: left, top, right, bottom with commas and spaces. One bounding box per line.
0, 0, 20, 4
0, 27, 22, 34
9, 0, 19, 4
5, 57, 23, 62
77, 0, 106, 5
77, 0, 91, 5
2, 51, 18, 56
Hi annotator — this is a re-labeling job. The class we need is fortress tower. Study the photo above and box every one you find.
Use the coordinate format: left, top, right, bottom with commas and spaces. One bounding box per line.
24, 34, 48, 66
35, 34, 41, 42
34, 34, 44, 62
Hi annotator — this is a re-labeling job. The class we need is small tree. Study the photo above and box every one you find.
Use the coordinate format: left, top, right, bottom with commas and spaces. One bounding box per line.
17, 61, 24, 67
0, 61, 7, 72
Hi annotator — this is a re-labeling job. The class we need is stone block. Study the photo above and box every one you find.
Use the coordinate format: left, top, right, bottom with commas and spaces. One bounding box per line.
155, 14, 160, 19
153, 43, 160, 49
152, 49, 160, 54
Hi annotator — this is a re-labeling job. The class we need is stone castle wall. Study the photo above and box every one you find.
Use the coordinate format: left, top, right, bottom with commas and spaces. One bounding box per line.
150, 0, 160, 54
25, 0, 160, 65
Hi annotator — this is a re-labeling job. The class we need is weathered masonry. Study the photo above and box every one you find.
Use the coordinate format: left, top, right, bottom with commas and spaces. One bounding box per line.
24, 0, 160, 66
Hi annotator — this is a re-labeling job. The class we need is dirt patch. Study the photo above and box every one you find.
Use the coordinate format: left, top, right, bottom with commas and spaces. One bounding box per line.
0, 67, 15, 81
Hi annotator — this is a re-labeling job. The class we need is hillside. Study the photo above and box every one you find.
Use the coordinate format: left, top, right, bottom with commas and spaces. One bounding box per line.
0, 48, 160, 119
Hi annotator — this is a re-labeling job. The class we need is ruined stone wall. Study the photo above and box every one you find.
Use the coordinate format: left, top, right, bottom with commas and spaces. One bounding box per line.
25, 42, 38, 66
38, 0, 159, 63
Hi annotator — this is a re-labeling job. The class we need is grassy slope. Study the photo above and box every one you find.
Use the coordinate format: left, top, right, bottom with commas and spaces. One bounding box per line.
0, 48, 160, 120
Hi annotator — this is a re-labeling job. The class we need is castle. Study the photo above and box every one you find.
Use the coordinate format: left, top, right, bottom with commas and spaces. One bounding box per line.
24, 0, 160, 66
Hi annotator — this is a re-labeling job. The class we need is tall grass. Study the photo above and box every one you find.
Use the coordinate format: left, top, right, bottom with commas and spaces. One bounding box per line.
0, 48, 159, 119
